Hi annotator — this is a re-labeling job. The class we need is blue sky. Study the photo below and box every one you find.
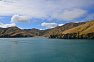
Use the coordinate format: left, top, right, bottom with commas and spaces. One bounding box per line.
0, 0, 94, 29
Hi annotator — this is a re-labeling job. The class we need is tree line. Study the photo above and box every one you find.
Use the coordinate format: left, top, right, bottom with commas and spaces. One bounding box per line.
49, 32, 94, 39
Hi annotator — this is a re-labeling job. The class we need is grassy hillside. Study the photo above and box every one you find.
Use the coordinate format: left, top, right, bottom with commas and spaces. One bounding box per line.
49, 20, 94, 39
42, 22, 85, 37
0, 20, 94, 39
62, 20, 94, 35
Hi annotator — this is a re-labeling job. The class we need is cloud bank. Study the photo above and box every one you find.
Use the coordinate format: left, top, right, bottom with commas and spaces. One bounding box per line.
61, 9, 86, 20
58, 24, 64, 26
41, 22, 64, 29
11, 15, 30, 23
41, 22, 58, 29
0, 0, 94, 20
0, 22, 16, 28
0, 0, 94, 29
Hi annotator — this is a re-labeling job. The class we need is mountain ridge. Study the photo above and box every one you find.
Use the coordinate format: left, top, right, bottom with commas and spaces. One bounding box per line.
49, 20, 94, 39
0, 20, 94, 39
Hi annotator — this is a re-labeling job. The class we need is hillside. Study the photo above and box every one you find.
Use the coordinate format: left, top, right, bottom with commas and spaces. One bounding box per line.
23, 28, 41, 36
0, 20, 94, 39
49, 20, 94, 39
62, 21, 94, 34
0, 27, 32, 37
42, 22, 85, 37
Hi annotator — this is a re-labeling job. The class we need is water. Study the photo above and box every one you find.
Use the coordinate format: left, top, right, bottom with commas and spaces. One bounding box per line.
0, 38, 94, 62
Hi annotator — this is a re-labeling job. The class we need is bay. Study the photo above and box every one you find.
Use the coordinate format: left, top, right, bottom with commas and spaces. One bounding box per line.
0, 38, 94, 62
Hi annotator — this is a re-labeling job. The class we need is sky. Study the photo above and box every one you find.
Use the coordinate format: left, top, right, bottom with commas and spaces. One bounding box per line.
0, 0, 94, 29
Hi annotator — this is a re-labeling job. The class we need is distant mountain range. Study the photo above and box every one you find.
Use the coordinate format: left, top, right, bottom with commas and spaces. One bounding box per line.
0, 20, 94, 39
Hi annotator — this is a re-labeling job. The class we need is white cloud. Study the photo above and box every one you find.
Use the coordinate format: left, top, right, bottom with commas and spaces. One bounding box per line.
0, 22, 16, 28
58, 24, 64, 26
11, 15, 30, 23
63, 9, 86, 20
0, 0, 93, 19
41, 22, 65, 28
41, 22, 58, 29
54, 8, 86, 20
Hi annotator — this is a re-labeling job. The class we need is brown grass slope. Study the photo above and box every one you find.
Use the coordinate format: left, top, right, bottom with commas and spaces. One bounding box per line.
42, 22, 85, 37
0, 27, 32, 37
62, 20, 94, 35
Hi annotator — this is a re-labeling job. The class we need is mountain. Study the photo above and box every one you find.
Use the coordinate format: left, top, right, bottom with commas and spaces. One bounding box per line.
0, 20, 94, 39
49, 20, 94, 39
0, 27, 32, 37
42, 22, 85, 37
0, 22, 86, 38
23, 28, 41, 36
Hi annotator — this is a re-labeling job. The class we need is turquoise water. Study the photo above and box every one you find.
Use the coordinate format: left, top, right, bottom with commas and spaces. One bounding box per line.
0, 38, 94, 62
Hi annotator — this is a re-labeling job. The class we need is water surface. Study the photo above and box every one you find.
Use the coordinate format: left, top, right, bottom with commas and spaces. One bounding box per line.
0, 38, 94, 62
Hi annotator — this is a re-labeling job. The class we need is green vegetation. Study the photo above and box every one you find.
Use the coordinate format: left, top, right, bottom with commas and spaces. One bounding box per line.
49, 32, 94, 39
